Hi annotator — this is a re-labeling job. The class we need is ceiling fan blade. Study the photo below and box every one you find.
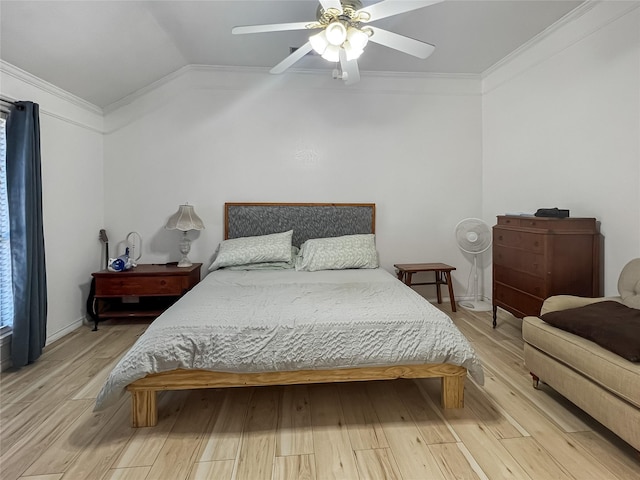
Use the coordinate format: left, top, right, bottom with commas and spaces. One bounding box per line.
319, 0, 343, 14
232, 22, 317, 35
358, 0, 443, 23
270, 42, 314, 74
339, 49, 360, 85
367, 26, 435, 59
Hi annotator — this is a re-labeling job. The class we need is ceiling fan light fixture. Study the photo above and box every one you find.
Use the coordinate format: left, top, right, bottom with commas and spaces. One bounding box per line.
321, 44, 341, 62
310, 30, 329, 55
344, 27, 369, 60
344, 44, 364, 61
346, 27, 369, 51
325, 20, 347, 46
233, 0, 442, 84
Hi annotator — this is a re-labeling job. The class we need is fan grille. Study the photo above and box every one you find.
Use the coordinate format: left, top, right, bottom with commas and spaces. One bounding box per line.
455, 218, 491, 254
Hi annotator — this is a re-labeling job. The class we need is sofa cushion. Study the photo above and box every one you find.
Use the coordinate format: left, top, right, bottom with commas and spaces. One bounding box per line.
540, 301, 640, 362
524, 342, 640, 450
618, 258, 640, 309
523, 316, 640, 409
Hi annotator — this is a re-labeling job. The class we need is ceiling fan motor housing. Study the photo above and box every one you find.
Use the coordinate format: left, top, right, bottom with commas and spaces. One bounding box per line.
316, 0, 366, 26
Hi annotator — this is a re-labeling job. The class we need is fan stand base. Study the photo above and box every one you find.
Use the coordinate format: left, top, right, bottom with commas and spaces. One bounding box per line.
458, 300, 493, 312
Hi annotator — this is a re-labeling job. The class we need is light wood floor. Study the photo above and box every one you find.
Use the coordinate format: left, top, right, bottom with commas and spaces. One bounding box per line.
1, 305, 639, 480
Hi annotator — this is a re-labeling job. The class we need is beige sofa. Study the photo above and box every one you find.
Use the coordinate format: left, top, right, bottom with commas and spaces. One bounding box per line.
522, 259, 640, 451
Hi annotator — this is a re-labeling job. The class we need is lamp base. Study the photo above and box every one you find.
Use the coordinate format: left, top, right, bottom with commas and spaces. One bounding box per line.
177, 232, 193, 267
177, 257, 193, 268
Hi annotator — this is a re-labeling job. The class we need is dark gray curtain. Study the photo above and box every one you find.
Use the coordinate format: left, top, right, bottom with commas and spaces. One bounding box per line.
6, 101, 47, 367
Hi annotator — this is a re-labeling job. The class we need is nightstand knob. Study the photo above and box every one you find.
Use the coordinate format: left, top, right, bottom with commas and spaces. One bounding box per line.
160, 280, 166, 285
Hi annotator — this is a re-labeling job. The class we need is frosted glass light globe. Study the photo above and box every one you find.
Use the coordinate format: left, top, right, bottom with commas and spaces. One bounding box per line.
325, 21, 347, 46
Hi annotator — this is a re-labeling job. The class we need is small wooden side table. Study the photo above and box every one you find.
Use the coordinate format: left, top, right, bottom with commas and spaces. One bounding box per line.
394, 263, 457, 312
91, 263, 201, 330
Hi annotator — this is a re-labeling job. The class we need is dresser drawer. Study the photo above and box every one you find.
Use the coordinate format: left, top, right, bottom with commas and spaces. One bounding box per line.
493, 265, 545, 297
496, 216, 549, 229
95, 275, 185, 297
497, 216, 599, 233
496, 216, 521, 227
493, 284, 544, 317
493, 246, 546, 277
494, 229, 544, 253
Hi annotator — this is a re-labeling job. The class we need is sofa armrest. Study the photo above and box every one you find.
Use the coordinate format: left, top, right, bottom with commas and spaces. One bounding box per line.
540, 295, 622, 316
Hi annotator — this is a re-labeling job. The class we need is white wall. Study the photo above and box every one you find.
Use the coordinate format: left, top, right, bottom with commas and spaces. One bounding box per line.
3, 0, 637, 348
482, 3, 640, 296
103, 68, 484, 298
0, 61, 104, 345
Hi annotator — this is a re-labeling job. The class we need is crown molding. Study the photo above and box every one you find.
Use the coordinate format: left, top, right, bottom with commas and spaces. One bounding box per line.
481, 0, 640, 91
0, 60, 103, 115
482, 1, 599, 79
103, 64, 260, 113
186, 64, 480, 82
102, 65, 192, 114
103, 63, 481, 114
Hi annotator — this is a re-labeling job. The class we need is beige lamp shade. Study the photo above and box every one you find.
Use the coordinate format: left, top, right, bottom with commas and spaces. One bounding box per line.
165, 204, 204, 267
165, 204, 205, 231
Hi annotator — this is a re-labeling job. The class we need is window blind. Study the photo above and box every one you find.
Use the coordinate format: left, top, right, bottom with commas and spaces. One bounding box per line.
0, 117, 13, 330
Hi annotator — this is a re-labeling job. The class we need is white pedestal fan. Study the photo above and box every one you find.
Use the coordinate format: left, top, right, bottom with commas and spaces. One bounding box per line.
455, 218, 492, 312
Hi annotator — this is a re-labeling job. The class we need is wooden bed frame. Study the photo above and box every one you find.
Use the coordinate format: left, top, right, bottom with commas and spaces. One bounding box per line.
126, 203, 467, 427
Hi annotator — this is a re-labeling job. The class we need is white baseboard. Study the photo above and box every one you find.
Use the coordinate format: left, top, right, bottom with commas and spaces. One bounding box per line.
46, 317, 85, 345
0, 316, 85, 371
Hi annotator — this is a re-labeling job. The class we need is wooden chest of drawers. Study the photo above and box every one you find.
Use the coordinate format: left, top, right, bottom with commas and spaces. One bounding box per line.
492, 216, 602, 327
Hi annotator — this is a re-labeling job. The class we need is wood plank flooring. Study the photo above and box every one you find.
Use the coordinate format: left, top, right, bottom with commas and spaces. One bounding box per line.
1, 307, 639, 480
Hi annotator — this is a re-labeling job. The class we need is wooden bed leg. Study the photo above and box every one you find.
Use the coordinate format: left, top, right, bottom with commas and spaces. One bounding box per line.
441, 375, 465, 408
131, 390, 158, 427
531, 373, 540, 389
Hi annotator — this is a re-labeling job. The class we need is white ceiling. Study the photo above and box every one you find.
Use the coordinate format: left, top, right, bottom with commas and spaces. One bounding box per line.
0, 0, 584, 108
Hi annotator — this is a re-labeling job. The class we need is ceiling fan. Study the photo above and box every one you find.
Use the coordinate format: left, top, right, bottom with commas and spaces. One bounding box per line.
232, 0, 442, 85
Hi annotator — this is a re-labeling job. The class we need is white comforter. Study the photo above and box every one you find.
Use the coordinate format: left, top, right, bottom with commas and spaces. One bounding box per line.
95, 268, 484, 409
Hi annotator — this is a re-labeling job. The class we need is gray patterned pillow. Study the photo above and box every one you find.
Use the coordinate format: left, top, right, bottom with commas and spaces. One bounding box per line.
296, 234, 379, 272
208, 230, 293, 271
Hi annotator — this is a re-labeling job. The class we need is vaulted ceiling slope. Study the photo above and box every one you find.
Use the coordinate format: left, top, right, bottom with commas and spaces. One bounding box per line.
0, 0, 583, 108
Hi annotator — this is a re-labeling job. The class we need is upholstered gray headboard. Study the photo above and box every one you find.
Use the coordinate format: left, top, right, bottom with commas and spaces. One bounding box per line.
225, 203, 375, 247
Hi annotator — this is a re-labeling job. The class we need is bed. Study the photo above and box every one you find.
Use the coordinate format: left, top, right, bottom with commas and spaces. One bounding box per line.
95, 203, 484, 427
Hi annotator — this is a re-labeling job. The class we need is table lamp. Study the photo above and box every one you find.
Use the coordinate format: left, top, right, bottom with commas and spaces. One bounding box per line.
165, 204, 205, 267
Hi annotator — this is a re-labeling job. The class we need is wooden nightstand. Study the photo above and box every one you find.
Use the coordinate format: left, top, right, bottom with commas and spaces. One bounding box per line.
91, 263, 202, 330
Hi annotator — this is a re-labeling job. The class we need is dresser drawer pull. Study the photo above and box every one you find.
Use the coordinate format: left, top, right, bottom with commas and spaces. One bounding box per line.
160, 280, 166, 286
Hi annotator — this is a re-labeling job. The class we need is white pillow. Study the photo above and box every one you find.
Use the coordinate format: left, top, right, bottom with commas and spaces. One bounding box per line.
225, 247, 299, 271
296, 234, 379, 272
208, 230, 293, 271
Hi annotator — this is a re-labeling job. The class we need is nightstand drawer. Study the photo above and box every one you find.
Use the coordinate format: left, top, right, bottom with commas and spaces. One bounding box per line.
96, 275, 185, 297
